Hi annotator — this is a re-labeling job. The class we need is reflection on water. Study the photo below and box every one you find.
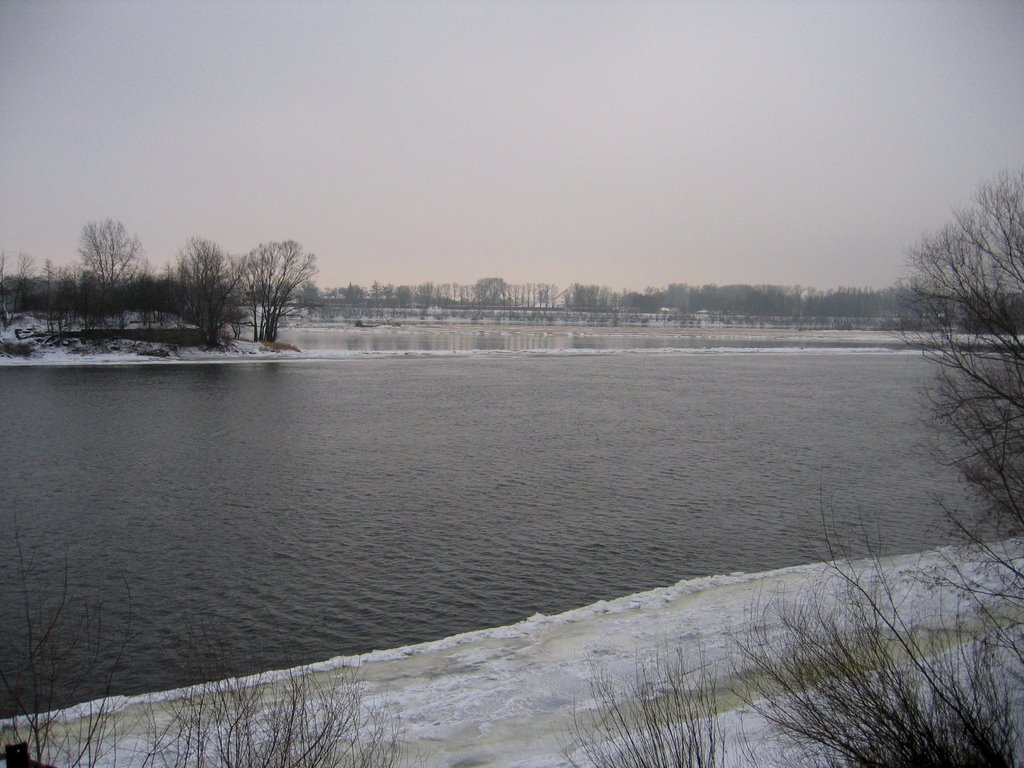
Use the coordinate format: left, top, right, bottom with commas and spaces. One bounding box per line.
278, 324, 905, 353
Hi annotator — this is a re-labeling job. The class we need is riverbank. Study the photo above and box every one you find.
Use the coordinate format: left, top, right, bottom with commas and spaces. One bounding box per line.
13, 542, 1011, 768
0, 324, 304, 364
0, 323, 910, 366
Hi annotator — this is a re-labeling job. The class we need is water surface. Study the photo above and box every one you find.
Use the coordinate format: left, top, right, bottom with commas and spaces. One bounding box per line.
0, 341, 970, 704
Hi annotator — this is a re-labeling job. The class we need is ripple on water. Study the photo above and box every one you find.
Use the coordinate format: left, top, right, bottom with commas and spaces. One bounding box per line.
0, 352, 971, 701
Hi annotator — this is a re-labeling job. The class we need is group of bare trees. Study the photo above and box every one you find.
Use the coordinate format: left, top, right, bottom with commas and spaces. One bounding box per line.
71, 218, 147, 329
326, 278, 562, 314
3, 221, 317, 345
174, 237, 318, 345
165, 228, 317, 344
172, 236, 318, 344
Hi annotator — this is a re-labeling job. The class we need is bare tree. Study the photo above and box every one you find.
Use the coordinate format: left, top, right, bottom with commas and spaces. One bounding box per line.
342, 283, 366, 311
177, 237, 243, 346
0, 249, 29, 328
78, 219, 144, 327
0, 250, 7, 329
414, 282, 435, 308
394, 284, 412, 309
10, 252, 34, 318
241, 241, 317, 342
566, 647, 722, 768
473, 277, 507, 307
537, 282, 559, 309
78, 219, 143, 289
905, 168, 1024, 597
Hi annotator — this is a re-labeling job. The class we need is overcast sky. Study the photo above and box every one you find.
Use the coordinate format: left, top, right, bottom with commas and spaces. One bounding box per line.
2, 1, 1022, 291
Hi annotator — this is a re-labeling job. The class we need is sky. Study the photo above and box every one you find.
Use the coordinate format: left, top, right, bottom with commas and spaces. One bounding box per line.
2, 1, 1023, 292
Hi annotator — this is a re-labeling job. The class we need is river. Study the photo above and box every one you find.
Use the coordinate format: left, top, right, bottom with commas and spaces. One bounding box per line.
0, 327, 972, 706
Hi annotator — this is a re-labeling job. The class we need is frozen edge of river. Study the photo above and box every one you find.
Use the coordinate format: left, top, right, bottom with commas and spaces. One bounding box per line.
33, 540, 1014, 768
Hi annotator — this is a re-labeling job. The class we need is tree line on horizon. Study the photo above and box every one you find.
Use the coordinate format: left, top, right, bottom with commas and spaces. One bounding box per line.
1, 220, 909, 344
318, 278, 903, 322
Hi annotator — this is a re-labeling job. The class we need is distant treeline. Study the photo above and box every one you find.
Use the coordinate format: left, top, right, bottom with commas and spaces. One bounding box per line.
315, 278, 907, 326
3, 260, 907, 336
2, 220, 910, 340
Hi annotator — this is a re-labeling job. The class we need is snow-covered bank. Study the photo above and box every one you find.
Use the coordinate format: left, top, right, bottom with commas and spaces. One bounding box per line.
0, 333, 306, 366
27, 543, 1012, 768
0, 344, 914, 366
0, 327, 913, 366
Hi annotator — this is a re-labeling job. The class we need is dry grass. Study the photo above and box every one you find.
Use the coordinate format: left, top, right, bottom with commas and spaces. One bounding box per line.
260, 341, 301, 352
1, 340, 34, 357
566, 647, 723, 768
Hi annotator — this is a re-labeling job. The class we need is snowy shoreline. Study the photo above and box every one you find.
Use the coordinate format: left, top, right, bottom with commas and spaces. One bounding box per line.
32, 542, 1005, 768
0, 325, 912, 366
0, 344, 914, 367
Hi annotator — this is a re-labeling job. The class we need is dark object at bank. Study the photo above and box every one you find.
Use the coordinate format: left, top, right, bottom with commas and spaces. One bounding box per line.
4, 743, 57, 768
65, 328, 205, 345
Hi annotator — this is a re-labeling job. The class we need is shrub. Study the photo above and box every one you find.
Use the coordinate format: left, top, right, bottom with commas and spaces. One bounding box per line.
1, 340, 34, 357
565, 647, 723, 768
734, 568, 1019, 768
139, 628, 401, 768
141, 666, 401, 768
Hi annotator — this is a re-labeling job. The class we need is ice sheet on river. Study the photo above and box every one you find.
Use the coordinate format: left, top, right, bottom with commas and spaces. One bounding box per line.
43, 542, 1012, 768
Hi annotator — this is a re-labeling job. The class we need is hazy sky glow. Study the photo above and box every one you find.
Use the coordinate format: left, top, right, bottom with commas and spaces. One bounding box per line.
2, 1, 1023, 290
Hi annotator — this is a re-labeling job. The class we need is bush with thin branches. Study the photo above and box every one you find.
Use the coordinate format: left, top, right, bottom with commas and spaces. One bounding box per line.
140, 665, 401, 768
0, 533, 129, 768
566, 647, 723, 768
735, 563, 1019, 768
